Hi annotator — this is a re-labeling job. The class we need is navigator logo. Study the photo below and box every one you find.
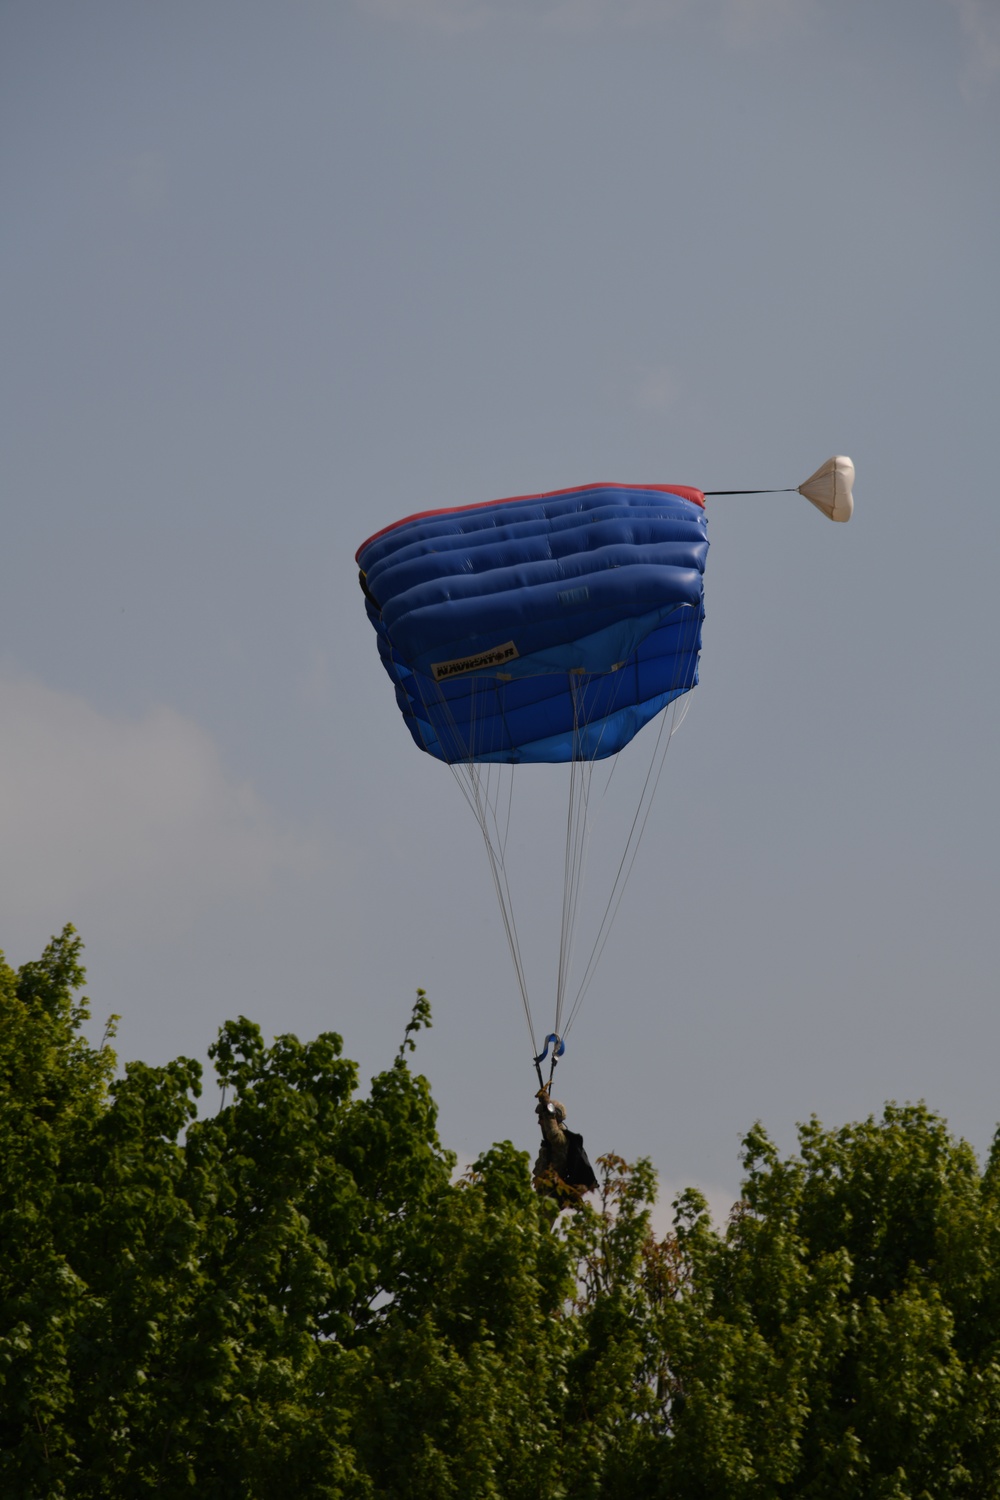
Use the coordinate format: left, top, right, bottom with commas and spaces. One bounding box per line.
431, 641, 519, 681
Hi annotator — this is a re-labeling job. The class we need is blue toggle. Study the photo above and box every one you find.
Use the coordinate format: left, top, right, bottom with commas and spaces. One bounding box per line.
534, 1034, 566, 1065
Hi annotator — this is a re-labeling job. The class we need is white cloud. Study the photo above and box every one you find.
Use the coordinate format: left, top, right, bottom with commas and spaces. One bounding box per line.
0, 674, 321, 949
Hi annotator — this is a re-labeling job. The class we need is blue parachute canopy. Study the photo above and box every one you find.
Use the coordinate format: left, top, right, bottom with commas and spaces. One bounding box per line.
356, 482, 709, 765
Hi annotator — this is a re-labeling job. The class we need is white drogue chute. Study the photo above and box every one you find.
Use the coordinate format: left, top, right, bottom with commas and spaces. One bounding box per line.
705, 456, 855, 521
798, 455, 854, 523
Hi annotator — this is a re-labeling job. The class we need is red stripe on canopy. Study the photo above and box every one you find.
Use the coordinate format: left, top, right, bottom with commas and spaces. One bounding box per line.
355, 482, 705, 563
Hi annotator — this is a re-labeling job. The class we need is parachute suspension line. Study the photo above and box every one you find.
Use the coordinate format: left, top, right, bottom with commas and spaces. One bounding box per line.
458, 762, 535, 1048
598, 748, 622, 797
446, 680, 536, 1052
552, 665, 631, 1041
562, 697, 675, 1036
562, 620, 702, 1038
418, 669, 537, 1053
499, 754, 515, 862
554, 675, 592, 1039
670, 692, 693, 736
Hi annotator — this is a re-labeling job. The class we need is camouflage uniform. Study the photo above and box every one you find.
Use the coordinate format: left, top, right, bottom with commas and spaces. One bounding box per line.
533, 1089, 599, 1204
533, 1094, 570, 1189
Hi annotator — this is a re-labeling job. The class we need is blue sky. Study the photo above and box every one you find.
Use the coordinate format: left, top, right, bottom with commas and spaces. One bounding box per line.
3, 0, 998, 1214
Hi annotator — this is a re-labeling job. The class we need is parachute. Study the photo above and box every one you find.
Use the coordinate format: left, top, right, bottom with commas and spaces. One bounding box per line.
357, 463, 853, 1080
356, 482, 708, 767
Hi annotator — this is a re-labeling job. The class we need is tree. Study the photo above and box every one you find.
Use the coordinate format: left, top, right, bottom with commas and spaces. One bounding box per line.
4, 928, 1000, 1498
628, 1108, 1000, 1499
0, 926, 119, 1490
0, 932, 576, 1497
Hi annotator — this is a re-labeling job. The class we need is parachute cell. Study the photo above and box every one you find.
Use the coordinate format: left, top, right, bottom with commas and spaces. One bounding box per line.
356, 482, 709, 765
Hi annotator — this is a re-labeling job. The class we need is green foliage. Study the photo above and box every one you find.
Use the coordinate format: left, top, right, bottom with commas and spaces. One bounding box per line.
644, 1106, 1000, 1499
4, 929, 1000, 1497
